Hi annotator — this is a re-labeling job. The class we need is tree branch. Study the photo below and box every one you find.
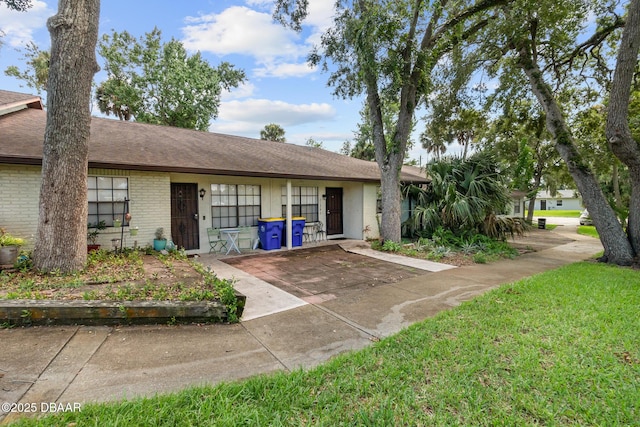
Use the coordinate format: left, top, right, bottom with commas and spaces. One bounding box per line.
424, 0, 512, 51
543, 15, 625, 75
1, 0, 32, 11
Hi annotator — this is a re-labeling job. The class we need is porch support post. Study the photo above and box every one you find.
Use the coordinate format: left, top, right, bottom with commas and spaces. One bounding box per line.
286, 180, 293, 249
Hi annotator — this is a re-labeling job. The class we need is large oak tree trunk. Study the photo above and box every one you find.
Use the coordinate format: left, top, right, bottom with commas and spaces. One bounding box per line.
517, 43, 634, 266
377, 154, 403, 243
364, 57, 408, 244
606, 0, 640, 256
370, 96, 413, 244
368, 93, 403, 243
33, 0, 100, 273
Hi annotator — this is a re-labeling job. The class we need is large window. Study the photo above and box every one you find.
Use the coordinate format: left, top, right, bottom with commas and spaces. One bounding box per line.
211, 184, 261, 228
281, 186, 319, 222
88, 176, 129, 227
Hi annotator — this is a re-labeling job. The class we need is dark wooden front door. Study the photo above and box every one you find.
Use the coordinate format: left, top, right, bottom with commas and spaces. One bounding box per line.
325, 187, 343, 235
540, 200, 547, 210
171, 183, 199, 250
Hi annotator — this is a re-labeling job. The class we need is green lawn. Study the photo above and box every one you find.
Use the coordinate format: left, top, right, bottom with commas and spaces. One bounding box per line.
578, 225, 600, 238
10, 263, 639, 426
530, 209, 582, 218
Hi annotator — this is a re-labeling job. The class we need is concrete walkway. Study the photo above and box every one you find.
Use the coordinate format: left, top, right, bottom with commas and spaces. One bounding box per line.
0, 225, 602, 424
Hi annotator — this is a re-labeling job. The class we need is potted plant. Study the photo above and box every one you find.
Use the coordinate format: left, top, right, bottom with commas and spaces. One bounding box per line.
0, 228, 24, 266
87, 220, 107, 252
113, 218, 122, 228
153, 227, 167, 251
125, 213, 137, 235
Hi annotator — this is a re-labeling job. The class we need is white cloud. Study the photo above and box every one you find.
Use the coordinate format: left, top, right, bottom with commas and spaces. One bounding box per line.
244, 0, 335, 30
219, 98, 335, 126
254, 61, 316, 78
245, 0, 273, 9
182, 6, 303, 61
181, 3, 335, 79
289, 130, 352, 143
221, 81, 257, 101
208, 120, 264, 137
210, 98, 336, 137
0, 1, 51, 47
305, 0, 335, 30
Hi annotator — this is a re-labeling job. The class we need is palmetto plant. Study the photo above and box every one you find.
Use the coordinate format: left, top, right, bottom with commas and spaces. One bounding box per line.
409, 152, 513, 238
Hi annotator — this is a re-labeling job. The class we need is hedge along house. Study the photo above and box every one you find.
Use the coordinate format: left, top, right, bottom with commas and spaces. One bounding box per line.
0, 90, 428, 253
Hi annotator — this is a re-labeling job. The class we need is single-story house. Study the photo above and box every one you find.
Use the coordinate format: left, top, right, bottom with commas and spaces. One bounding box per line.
531, 190, 583, 211
0, 89, 428, 253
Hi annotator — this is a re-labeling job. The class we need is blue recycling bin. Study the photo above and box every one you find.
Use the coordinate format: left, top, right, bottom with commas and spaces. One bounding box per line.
282, 217, 306, 247
258, 218, 284, 250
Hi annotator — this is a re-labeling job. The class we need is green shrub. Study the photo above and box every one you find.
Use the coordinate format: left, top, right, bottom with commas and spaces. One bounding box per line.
459, 241, 478, 255
0, 228, 25, 246
381, 240, 402, 252
407, 152, 512, 238
429, 246, 452, 260
473, 252, 488, 263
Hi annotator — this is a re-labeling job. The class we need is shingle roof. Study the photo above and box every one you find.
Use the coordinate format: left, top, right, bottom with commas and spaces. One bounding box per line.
0, 89, 43, 115
0, 90, 427, 183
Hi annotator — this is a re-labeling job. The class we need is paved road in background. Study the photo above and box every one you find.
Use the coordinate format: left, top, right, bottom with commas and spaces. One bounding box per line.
533, 216, 580, 227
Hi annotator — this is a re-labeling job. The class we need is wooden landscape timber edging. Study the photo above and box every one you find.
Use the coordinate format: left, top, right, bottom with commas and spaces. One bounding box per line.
0, 295, 246, 326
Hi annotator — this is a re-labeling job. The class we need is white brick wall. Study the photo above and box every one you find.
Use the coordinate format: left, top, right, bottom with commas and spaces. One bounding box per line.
1, 165, 378, 252
127, 171, 171, 248
362, 184, 380, 240
0, 165, 41, 249
91, 170, 171, 249
0, 166, 172, 251
342, 182, 363, 239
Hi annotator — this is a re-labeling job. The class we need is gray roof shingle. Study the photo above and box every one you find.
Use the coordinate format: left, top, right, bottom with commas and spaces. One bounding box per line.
0, 90, 427, 183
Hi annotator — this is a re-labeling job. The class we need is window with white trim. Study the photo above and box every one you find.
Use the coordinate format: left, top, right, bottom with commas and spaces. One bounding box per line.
88, 176, 129, 227
281, 186, 319, 222
211, 184, 261, 228
514, 202, 521, 214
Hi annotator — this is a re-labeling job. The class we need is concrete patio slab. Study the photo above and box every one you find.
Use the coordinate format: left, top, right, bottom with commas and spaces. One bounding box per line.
222, 245, 425, 301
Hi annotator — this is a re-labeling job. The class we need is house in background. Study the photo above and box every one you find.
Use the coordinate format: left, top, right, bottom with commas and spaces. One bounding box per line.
508, 190, 527, 217
531, 190, 583, 211
0, 89, 428, 253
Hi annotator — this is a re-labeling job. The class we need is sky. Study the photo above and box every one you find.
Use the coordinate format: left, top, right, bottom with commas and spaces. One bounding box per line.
0, 0, 430, 163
